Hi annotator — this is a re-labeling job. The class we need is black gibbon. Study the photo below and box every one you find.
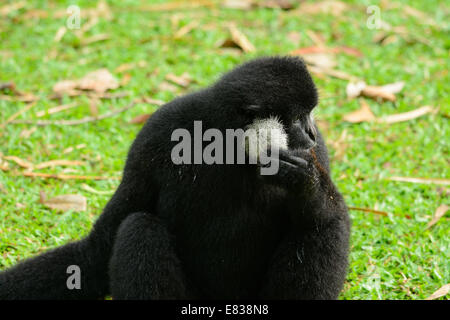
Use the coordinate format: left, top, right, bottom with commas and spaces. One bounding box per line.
0, 56, 350, 300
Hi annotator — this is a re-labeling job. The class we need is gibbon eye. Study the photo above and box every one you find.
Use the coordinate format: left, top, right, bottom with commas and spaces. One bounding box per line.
239, 104, 261, 117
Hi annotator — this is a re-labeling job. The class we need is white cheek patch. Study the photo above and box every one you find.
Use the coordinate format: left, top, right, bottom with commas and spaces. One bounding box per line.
244, 116, 288, 161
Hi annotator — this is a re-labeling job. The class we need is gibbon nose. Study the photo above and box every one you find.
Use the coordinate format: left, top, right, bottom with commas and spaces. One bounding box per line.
303, 126, 316, 150
289, 120, 317, 150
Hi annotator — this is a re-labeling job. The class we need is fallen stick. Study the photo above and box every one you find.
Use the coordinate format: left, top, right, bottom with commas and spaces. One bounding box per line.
20, 171, 121, 181
9, 101, 137, 126
0, 101, 37, 128
387, 176, 450, 186
348, 206, 388, 216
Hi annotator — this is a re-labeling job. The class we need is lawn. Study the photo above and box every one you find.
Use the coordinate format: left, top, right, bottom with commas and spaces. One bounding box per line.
0, 0, 448, 300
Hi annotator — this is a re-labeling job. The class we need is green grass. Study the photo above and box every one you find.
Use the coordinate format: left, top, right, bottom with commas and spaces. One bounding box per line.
0, 0, 448, 300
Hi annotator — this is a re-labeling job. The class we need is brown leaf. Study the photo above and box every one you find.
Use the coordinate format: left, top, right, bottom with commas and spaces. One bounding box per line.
379, 106, 433, 124
348, 207, 389, 216
165, 72, 193, 88
36, 103, 78, 117
220, 24, 255, 53
139, 97, 165, 106
343, 100, 375, 123
0, 159, 9, 171
80, 34, 110, 46
35, 160, 86, 170
306, 65, 358, 81
425, 284, 450, 300
292, 46, 362, 57
346, 81, 367, 99
53, 69, 119, 95
426, 204, 449, 229
129, 113, 152, 124
78, 69, 118, 93
40, 194, 87, 212
140, 0, 214, 11
346, 81, 404, 102
3, 155, 34, 169
302, 53, 336, 69
22, 172, 120, 181
0, 1, 26, 16
19, 127, 37, 138
222, 0, 254, 10
0, 82, 16, 92
54, 26, 67, 42
158, 81, 179, 93
258, 0, 294, 10
297, 1, 348, 16
120, 73, 132, 87
174, 21, 199, 38
81, 184, 114, 195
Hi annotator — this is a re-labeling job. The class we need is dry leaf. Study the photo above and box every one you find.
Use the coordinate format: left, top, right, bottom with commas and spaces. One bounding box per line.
140, 0, 214, 11
115, 61, 147, 73
292, 46, 362, 57
54, 26, 67, 42
0, 101, 37, 128
19, 127, 37, 139
380, 106, 433, 124
52, 80, 78, 95
223, 0, 294, 10
165, 73, 193, 88
35, 160, 86, 170
348, 207, 389, 216
425, 284, 450, 300
129, 114, 152, 124
388, 176, 450, 186
54, 0, 112, 20
22, 9, 48, 19
306, 65, 358, 81
159, 81, 178, 93
0, 159, 9, 171
78, 69, 118, 93
140, 97, 165, 106
361, 85, 396, 102
426, 204, 449, 229
222, 0, 254, 9
174, 21, 199, 38
36, 103, 77, 117
82, 184, 114, 195
53, 69, 119, 95
23, 172, 120, 181
80, 34, 110, 46
258, 0, 294, 10
302, 53, 336, 69
346, 81, 367, 99
297, 1, 348, 16
0, 82, 16, 92
3, 155, 34, 169
40, 193, 87, 212
220, 24, 255, 53
120, 73, 132, 87
346, 81, 404, 102
343, 100, 375, 123
0, 1, 26, 16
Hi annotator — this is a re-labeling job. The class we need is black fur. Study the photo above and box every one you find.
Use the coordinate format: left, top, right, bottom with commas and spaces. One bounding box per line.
0, 56, 350, 300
